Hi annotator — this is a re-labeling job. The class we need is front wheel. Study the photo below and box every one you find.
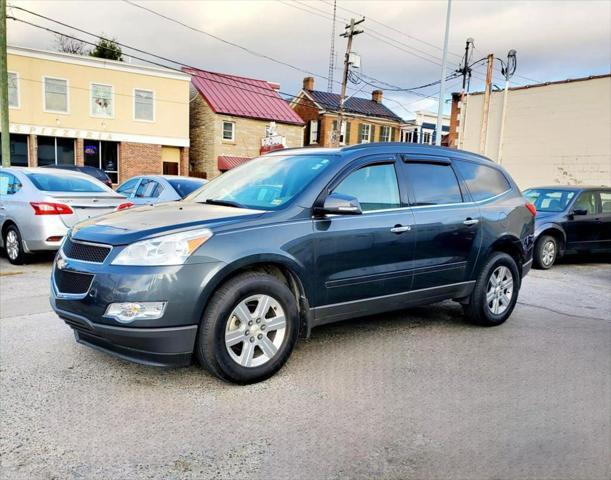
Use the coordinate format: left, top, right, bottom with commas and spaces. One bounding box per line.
463, 252, 520, 327
534, 235, 557, 269
196, 272, 299, 384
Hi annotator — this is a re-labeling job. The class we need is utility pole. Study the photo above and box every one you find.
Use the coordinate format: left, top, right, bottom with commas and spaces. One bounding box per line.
335, 17, 364, 147
457, 38, 473, 149
435, 0, 452, 146
497, 49, 517, 164
1, 0, 10, 167
478, 53, 494, 154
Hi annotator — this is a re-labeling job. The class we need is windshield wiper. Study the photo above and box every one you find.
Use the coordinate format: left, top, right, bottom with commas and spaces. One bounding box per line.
202, 198, 245, 209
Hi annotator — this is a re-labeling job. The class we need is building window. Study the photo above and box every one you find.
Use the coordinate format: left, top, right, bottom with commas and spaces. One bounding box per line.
37, 136, 75, 166
8, 72, 19, 108
134, 89, 154, 121
91, 83, 114, 118
309, 120, 319, 145
331, 120, 347, 145
421, 130, 433, 145
84, 140, 119, 183
0, 133, 28, 166
222, 121, 235, 141
43, 77, 68, 113
359, 124, 371, 144
380, 126, 391, 142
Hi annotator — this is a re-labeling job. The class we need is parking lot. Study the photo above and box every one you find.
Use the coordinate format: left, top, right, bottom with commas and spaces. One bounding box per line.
1, 253, 610, 479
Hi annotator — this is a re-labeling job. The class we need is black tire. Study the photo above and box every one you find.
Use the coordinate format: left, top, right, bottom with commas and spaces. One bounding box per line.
463, 252, 520, 327
196, 272, 299, 384
533, 235, 557, 270
3, 225, 27, 265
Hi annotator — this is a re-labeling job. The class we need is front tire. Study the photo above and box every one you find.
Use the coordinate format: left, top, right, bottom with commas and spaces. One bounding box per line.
463, 252, 520, 327
534, 235, 557, 269
4, 225, 26, 265
196, 272, 299, 384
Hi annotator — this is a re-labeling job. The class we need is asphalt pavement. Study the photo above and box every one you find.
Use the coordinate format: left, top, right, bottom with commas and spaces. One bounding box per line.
1, 253, 610, 479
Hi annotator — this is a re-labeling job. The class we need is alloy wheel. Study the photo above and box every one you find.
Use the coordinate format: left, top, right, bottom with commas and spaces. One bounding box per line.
5, 230, 19, 261
486, 266, 514, 315
541, 240, 556, 266
225, 294, 286, 368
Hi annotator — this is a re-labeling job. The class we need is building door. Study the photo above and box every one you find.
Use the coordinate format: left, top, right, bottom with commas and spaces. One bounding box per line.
84, 140, 119, 183
161, 146, 180, 176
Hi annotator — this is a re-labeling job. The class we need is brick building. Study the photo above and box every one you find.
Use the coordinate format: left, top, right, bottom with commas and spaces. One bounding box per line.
1, 46, 191, 183
291, 77, 403, 147
185, 68, 305, 179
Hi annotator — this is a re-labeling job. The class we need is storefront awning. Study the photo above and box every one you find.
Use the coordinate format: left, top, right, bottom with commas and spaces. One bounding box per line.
218, 155, 252, 171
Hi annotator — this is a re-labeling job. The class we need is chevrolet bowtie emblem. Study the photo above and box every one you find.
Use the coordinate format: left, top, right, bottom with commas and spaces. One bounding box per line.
56, 257, 67, 270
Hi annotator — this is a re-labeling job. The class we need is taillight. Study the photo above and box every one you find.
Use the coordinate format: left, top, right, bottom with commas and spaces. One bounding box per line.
116, 202, 134, 211
525, 202, 537, 217
30, 202, 74, 215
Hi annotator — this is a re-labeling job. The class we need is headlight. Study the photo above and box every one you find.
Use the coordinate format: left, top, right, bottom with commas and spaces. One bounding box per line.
111, 228, 212, 266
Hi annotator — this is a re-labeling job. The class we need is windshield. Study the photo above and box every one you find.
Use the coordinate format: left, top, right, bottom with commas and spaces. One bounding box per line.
168, 178, 206, 199
523, 188, 577, 212
187, 154, 334, 210
27, 173, 106, 193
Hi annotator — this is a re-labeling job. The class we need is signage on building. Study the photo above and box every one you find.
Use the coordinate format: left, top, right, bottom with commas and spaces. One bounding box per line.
260, 122, 286, 155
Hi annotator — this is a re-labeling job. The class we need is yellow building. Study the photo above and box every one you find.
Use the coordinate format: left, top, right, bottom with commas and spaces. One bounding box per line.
1, 46, 191, 183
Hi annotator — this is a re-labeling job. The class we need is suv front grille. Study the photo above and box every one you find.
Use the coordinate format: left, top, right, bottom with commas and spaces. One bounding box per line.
63, 238, 111, 263
54, 269, 94, 295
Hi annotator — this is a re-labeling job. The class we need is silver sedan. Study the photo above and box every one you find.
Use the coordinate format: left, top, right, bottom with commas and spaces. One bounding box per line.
116, 175, 207, 205
0, 167, 130, 264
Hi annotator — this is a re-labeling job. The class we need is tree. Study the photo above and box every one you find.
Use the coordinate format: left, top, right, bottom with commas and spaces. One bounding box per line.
55, 34, 86, 55
89, 36, 123, 61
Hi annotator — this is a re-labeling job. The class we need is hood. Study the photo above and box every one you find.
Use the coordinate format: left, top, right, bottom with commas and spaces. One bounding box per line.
71, 201, 265, 245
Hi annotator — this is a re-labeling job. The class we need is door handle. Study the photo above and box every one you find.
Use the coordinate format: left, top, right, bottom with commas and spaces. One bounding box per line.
463, 218, 479, 226
390, 225, 411, 233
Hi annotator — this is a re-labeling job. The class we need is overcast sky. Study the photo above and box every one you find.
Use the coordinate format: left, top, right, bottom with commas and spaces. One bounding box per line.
7, 0, 611, 119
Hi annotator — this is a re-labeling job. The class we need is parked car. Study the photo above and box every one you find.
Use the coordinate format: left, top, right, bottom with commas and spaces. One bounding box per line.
40, 164, 113, 188
523, 186, 611, 269
116, 175, 207, 205
0, 167, 132, 264
50, 143, 535, 384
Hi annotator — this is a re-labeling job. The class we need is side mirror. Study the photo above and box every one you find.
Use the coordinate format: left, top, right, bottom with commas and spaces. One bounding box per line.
317, 192, 362, 215
571, 208, 588, 216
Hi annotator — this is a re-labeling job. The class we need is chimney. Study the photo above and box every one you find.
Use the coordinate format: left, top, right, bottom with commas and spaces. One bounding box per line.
372, 90, 383, 103
303, 76, 315, 91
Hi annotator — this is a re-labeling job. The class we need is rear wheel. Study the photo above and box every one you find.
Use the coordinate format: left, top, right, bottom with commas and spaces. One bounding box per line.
534, 235, 557, 269
4, 225, 26, 265
196, 272, 299, 384
463, 252, 520, 326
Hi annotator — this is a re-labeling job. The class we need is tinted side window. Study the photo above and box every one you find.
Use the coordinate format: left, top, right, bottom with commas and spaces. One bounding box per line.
333, 163, 400, 212
404, 163, 462, 205
573, 191, 598, 214
454, 160, 511, 201
0, 172, 22, 195
600, 192, 611, 213
117, 178, 139, 195
136, 179, 161, 198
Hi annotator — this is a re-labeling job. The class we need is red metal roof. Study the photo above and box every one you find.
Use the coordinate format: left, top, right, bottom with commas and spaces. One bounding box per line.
185, 68, 305, 126
218, 155, 252, 171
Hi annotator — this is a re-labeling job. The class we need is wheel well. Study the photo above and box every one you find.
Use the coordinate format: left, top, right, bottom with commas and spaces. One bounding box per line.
538, 228, 565, 252
210, 262, 311, 338
490, 239, 524, 277
1, 220, 17, 240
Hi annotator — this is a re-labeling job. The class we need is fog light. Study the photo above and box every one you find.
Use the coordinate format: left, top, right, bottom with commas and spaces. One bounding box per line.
104, 302, 166, 323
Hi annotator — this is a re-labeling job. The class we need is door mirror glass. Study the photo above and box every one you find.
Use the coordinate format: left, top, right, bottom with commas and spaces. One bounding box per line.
319, 193, 362, 215
572, 208, 588, 216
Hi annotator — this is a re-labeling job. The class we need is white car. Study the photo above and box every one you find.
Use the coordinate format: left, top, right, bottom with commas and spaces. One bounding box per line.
116, 175, 207, 205
0, 167, 131, 264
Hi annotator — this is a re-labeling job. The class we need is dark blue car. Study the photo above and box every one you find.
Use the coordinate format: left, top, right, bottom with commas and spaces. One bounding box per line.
50, 144, 535, 384
523, 186, 611, 269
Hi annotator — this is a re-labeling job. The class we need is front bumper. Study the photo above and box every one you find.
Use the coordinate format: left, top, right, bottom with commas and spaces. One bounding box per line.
50, 245, 224, 367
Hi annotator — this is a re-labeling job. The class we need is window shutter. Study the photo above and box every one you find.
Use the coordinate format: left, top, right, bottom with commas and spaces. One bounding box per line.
371, 125, 376, 142
357, 124, 363, 143
315, 119, 321, 144
345, 121, 351, 144
390, 127, 395, 141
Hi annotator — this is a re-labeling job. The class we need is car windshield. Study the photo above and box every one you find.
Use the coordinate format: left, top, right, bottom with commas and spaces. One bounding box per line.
168, 178, 206, 199
26, 173, 106, 193
523, 188, 577, 212
187, 154, 334, 210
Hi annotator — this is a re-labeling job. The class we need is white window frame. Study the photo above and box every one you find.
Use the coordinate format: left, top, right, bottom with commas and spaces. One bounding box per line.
90, 82, 115, 119
360, 124, 371, 144
339, 121, 347, 145
222, 121, 235, 142
42, 76, 70, 114
7, 71, 20, 109
133, 88, 155, 122
309, 120, 319, 145
421, 129, 433, 145
380, 125, 391, 142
